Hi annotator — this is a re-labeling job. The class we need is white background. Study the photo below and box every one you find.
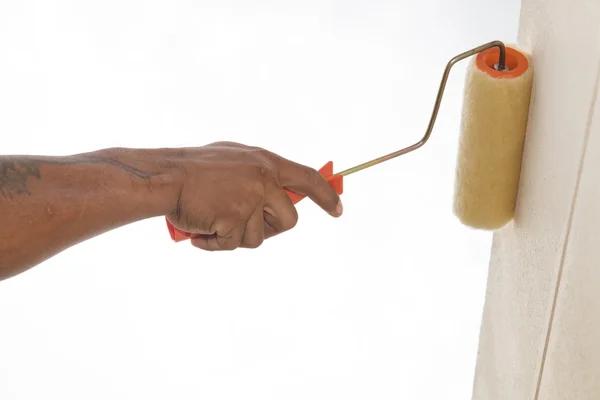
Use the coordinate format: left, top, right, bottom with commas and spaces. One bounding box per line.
0, 1, 520, 399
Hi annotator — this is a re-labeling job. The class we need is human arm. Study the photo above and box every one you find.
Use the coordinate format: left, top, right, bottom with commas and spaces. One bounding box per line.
0, 142, 342, 281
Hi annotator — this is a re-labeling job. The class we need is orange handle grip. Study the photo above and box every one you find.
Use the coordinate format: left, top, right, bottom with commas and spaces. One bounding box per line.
165, 161, 343, 242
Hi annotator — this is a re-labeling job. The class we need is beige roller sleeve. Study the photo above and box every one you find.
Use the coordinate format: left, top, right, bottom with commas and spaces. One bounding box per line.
470, 0, 600, 399
453, 46, 533, 230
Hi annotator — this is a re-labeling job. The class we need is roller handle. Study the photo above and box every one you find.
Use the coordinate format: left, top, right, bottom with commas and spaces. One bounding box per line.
165, 161, 344, 242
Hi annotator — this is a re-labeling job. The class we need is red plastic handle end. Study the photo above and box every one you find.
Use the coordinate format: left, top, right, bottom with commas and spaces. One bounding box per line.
166, 219, 195, 242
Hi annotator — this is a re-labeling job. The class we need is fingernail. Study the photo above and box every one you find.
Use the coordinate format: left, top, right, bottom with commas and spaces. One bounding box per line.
335, 199, 343, 216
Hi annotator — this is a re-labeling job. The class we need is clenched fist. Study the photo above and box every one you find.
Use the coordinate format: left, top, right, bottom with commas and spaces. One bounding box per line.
164, 142, 343, 250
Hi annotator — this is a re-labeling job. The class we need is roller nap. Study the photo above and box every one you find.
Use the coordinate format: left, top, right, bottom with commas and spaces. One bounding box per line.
453, 46, 534, 230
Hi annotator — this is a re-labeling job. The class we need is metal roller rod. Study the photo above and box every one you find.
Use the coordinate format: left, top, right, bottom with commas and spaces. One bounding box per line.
336, 40, 507, 177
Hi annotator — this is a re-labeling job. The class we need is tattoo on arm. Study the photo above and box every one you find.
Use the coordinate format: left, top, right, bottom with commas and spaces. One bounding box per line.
0, 155, 155, 200
0, 160, 41, 199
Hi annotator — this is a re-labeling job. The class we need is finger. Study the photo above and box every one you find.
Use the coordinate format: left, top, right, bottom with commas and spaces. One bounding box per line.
276, 158, 342, 217
215, 226, 244, 250
189, 233, 219, 251
263, 212, 279, 239
241, 206, 265, 248
166, 214, 215, 236
263, 183, 299, 238
191, 221, 245, 251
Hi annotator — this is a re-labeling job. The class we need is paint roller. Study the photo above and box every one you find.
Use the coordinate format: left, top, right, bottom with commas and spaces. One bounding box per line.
165, 40, 533, 241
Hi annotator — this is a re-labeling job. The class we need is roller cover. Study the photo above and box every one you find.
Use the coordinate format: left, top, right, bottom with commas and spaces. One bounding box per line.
453, 45, 534, 230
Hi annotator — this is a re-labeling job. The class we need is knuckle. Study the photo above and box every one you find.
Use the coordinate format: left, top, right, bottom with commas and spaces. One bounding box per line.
254, 147, 272, 158
217, 222, 244, 250
251, 163, 270, 180
246, 146, 269, 159
247, 145, 266, 153
209, 141, 239, 147
228, 202, 250, 219
250, 151, 276, 173
221, 237, 241, 250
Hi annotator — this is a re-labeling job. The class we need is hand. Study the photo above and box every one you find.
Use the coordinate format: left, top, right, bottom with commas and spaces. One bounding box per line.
165, 142, 343, 250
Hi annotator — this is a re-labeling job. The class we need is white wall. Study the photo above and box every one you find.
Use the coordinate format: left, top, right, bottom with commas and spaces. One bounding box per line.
0, 1, 523, 399
472, 0, 600, 399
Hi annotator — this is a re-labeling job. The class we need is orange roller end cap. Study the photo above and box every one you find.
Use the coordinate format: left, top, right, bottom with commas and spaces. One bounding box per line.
476, 46, 529, 78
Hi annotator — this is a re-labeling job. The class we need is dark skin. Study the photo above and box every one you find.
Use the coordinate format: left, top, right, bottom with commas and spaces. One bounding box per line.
0, 141, 343, 281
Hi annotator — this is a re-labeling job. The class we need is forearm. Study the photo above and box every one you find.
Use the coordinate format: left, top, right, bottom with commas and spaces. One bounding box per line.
0, 148, 179, 280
